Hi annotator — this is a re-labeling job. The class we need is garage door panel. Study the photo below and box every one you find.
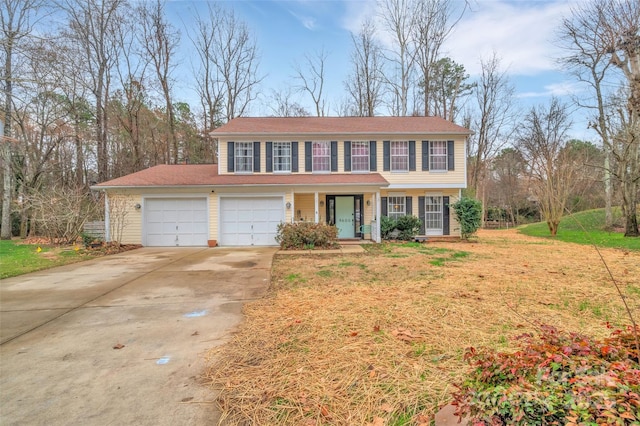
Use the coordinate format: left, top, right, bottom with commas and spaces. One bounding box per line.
144, 198, 208, 247
220, 197, 284, 246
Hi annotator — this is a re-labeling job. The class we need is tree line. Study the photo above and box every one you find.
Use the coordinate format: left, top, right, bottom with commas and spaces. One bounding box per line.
1, 0, 638, 240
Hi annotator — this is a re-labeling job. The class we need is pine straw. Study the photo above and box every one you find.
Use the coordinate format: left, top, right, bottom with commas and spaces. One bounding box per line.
204, 229, 640, 425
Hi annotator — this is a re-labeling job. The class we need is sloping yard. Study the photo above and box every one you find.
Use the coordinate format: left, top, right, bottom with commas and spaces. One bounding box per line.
204, 229, 640, 425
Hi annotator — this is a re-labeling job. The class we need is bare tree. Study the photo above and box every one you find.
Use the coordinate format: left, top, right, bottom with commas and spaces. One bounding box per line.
268, 88, 309, 117
412, 0, 466, 116
137, 0, 179, 164
517, 98, 578, 236
344, 19, 384, 117
559, 0, 639, 237
190, 3, 261, 125
293, 48, 329, 117
467, 53, 516, 203
1, 0, 47, 239
59, 0, 128, 182
377, 0, 416, 116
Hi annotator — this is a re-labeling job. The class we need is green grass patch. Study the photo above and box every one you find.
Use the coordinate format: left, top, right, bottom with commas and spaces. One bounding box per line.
316, 269, 333, 277
0, 240, 96, 279
519, 208, 640, 251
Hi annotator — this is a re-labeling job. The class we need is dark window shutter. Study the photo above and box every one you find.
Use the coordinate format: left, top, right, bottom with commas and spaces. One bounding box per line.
381, 197, 388, 216
409, 140, 416, 171
447, 140, 455, 171
443, 196, 450, 235
369, 141, 377, 171
383, 141, 390, 171
227, 141, 235, 172
418, 196, 425, 234
406, 196, 413, 216
266, 142, 273, 172
305, 141, 312, 172
422, 141, 429, 171
344, 141, 351, 172
253, 141, 260, 172
292, 142, 299, 172
331, 141, 338, 172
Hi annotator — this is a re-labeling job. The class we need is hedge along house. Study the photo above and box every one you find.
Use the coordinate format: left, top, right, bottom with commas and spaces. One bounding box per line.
92, 116, 471, 247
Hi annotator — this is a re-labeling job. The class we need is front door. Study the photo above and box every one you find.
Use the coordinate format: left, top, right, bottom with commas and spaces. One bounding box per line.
335, 196, 355, 238
326, 195, 363, 239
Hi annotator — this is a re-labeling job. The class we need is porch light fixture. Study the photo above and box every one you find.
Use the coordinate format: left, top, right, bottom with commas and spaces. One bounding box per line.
319, 200, 324, 207
286, 202, 291, 209
134, 203, 141, 210
366, 200, 371, 206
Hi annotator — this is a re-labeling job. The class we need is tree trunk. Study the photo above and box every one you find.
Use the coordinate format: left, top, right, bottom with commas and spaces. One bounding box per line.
2, 35, 13, 240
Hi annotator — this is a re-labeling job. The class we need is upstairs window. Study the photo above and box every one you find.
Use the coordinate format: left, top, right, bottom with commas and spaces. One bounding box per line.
351, 141, 370, 172
312, 141, 330, 172
273, 142, 291, 172
391, 141, 409, 172
235, 142, 253, 173
430, 141, 447, 171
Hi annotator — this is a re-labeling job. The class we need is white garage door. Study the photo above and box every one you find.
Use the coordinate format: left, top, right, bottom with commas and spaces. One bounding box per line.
144, 198, 208, 246
220, 197, 284, 246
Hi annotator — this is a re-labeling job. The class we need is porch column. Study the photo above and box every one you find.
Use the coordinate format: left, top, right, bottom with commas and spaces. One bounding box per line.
314, 192, 319, 223
375, 191, 381, 243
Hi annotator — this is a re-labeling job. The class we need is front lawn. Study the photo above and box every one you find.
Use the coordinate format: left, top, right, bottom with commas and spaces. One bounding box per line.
519, 208, 640, 251
0, 239, 138, 279
204, 229, 640, 425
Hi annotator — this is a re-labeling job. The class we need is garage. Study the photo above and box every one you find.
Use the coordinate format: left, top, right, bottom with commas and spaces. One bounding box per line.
220, 197, 284, 246
144, 198, 208, 246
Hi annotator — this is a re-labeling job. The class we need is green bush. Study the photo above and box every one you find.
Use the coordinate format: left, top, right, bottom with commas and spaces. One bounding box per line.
275, 222, 339, 250
380, 216, 397, 239
395, 215, 422, 240
451, 197, 482, 240
381, 215, 422, 241
453, 325, 640, 425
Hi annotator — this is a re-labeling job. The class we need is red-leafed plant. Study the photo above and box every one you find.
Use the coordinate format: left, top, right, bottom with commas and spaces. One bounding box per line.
453, 325, 640, 425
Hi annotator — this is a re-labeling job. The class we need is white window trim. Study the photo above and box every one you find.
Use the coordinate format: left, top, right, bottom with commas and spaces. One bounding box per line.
387, 194, 406, 220
429, 140, 448, 172
273, 141, 292, 174
235, 141, 253, 174
391, 140, 409, 173
312, 141, 331, 173
351, 141, 370, 173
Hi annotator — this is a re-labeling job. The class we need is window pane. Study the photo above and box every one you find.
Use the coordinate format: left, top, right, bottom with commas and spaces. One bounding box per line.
235, 142, 253, 172
430, 141, 447, 171
391, 141, 408, 172
388, 196, 406, 220
273, 142, 291, 172
313, 141, 330, 172
352, 141, 369, 172
425, 196, 443, 230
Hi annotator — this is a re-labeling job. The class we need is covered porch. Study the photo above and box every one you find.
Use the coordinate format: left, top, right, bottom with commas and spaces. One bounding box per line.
291, 189, 382, 243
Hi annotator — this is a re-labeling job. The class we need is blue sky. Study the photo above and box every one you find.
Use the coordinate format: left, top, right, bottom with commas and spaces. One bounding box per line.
166, 0, 592, 140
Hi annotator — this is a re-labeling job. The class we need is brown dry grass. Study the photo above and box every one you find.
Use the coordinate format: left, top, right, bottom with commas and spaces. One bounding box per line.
204, 229, 640, 426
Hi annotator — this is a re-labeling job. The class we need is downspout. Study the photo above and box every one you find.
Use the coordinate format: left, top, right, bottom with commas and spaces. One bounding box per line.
104, 191, 111, 242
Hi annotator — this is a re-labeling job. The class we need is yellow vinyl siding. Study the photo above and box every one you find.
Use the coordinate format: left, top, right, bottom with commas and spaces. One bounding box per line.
106, 192, 142, 245
218, 137, 466, 189
294, 194, 316, 222
209, 194, 217, 242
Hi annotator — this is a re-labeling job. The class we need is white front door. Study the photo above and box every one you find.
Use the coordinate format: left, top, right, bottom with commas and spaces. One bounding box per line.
144, 198, 208, 246
425, 196, 443, 235
220, 197, 284, 246
335, 196, 355, 238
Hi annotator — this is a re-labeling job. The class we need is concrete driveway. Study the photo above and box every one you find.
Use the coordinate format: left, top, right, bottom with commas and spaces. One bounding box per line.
0, 247, 276, 425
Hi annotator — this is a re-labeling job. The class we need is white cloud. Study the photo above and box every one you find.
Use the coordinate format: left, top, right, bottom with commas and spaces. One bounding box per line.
288, 9, 318, 30
341, 0, 575, 76
445, 1, 574, 76
518, 80, 583, 98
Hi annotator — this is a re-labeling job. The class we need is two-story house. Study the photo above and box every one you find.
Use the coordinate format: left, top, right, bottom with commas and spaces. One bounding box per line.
93, 116, 471, 246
